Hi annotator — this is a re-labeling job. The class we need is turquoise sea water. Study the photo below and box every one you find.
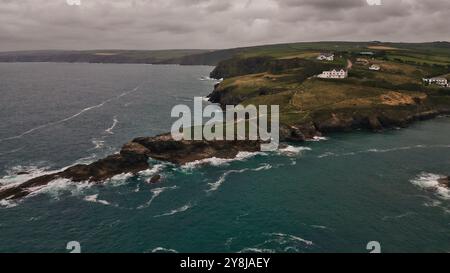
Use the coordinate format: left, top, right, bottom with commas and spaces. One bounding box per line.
0, 63, 449, 253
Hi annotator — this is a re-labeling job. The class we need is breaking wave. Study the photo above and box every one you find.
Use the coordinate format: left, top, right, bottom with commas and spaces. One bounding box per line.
151, 247, 178, 253
154, 202, 193, 217
84, 194, 113, 206
207, 163, 272, 193
278, 145, 312, 156
0, 84, 142, 143
410, 173, 449, 200
182, 151, 266, 170
137, 186, 178, 210
105, 117, 119, 135
318, 144, 450, 158
238, 233, 313, 253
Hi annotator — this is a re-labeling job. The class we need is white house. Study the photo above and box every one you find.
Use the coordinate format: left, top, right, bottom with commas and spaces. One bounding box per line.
317, 53, 334, 61
317, 69, 348, 79
369, 64, 381, 71
423, 77, 448, 87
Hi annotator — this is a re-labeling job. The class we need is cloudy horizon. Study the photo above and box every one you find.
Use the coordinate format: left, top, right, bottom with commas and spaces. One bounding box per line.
0, 0, 449, 52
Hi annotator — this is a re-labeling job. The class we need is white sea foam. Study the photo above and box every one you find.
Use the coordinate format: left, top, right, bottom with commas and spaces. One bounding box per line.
84, 194, 112, 206
278, 145, 312, 156
307, 136, 329, 142
28, 178, 92, 200
151, 247, 178, 253
0, 147, 24, 156
267, 233, 314, 246
410, 173, 450, 200
207, 164, 273, 193
154, 203, 193, 217
317, 152, 336, 158
105, 117, 119, 135
139, 164, 165, 177
238, 248, 275, 253
0, 199, 18, 208
137, 186, 178, 210
311, 225, 328, 230
0, 165, 52, 189
0, 84, 142, 143
182, 151, 265, 170
107, 172, 134, 187
91, 139, 105, 149
382, 212, 416, 221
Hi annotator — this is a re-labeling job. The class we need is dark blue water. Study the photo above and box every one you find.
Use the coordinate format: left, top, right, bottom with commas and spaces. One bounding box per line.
0, 63, 449, 253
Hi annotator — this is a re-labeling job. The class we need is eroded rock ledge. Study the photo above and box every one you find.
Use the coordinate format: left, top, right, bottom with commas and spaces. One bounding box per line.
0, 134, 261, 201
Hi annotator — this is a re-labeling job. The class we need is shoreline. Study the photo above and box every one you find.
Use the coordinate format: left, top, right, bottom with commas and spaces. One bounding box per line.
1, 111, 450, 202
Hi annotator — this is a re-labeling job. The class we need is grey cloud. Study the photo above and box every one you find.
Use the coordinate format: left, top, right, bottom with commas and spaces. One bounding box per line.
0, 0, 448, 51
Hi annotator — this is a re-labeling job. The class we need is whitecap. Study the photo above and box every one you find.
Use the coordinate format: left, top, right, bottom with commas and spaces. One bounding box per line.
182, 151, 265, 170
151, 247, 178, 253
137, 186, 178, 210
238, 248, 275, 253
91, 139, 105, 149
278, 145, 311, 156
154, 203, 193, 217
0, 147, 24, 156
410, 173, 449, 200
0, 199, 18, 208
84, 194, 112, 206
28, 178, 92, 199
207, 164, 272, 193
0, 165, 52, 189
139, 164, 166, 177
317, 152, 336, 158
307, 136, 329, 142
0, 84, 142, 143
107, 172, 134, 187
267, 233, 314, 246
105, 117, 119, 135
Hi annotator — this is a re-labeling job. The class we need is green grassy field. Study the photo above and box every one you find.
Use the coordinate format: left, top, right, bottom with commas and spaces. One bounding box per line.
208, 42, 450, 131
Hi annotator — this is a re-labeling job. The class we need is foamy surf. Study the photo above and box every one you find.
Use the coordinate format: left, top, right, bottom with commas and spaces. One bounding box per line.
154, 202, 193, 217
267, 233, 314, 246
84, 194, 112, 206
137, 186, 178, 210
151, 247, 178, 253
182, 151, 266, 170
411, 173, 450, 200
138, 164, 166, 177
278, 145, 312, 156
105, 117, 119, 134
307, 136, 329, 142
207, 164, 273, 193
28, 178, 92, 200
0, 84, 142, 143
0, 165, 52, 189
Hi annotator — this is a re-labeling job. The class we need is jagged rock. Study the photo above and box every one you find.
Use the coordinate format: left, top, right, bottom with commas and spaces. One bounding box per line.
438, 176, 449, 188
0, 134, 261, 201
133, 133, 261, 165
149, 174, 162, 184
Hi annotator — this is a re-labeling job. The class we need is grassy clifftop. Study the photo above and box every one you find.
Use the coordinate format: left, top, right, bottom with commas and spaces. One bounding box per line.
207, 42, 450, 140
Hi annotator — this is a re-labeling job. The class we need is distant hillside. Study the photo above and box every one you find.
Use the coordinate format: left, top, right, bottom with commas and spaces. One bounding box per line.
0, 49, 212, 64
1, 41, 449, 66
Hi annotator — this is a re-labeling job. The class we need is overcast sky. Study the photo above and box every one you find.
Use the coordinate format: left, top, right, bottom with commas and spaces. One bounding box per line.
0, 0, 449, 51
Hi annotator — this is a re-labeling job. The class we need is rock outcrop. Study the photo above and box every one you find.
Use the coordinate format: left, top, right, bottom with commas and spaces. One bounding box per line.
0, 134, 261, 201
438, 176, 449, 188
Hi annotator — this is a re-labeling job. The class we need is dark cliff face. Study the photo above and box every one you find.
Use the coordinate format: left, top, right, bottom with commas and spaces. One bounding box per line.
209, 56, 335, 79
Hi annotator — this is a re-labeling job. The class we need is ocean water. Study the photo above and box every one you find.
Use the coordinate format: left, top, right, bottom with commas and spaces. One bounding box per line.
0, 63, 449, 253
